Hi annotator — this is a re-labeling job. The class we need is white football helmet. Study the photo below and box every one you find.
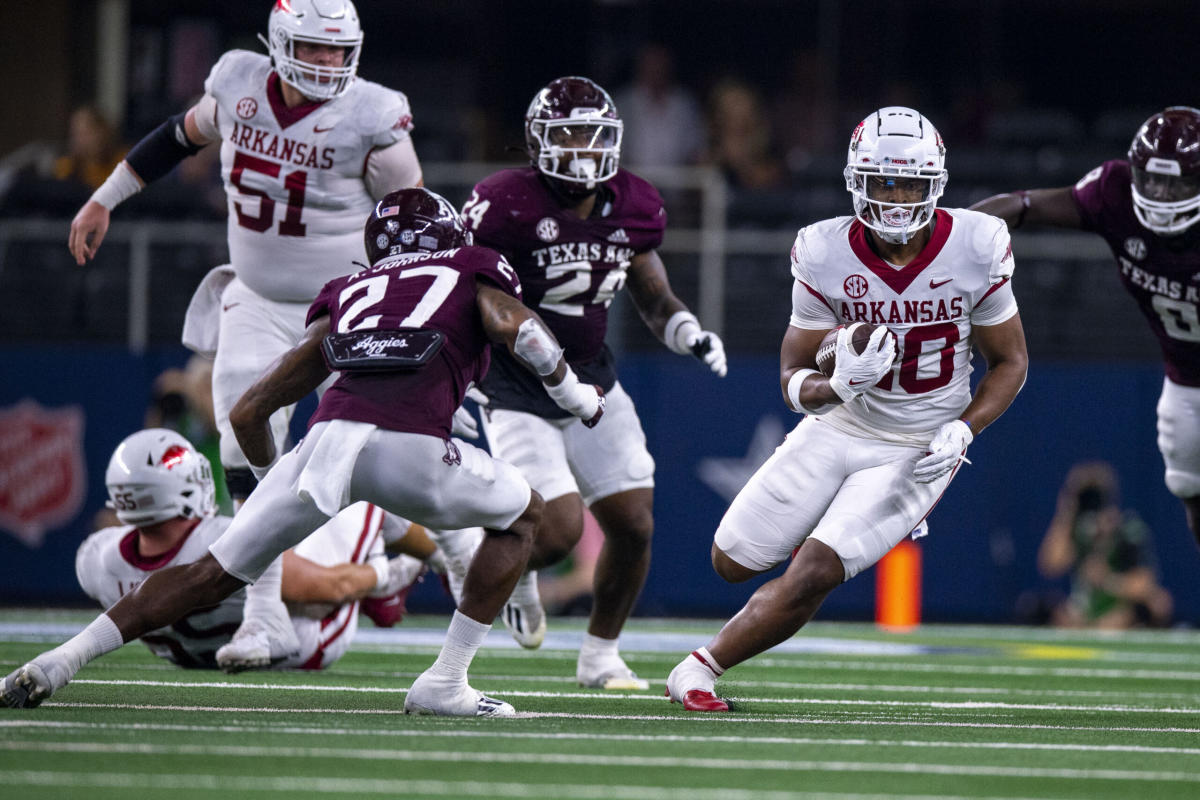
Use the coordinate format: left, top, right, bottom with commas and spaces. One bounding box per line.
105, 429, 216, 527
261, 0, 362, 101
844, 107, 948, 244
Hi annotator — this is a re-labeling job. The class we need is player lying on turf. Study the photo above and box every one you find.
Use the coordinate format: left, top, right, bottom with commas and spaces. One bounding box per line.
80, 428, 438, 669
666, 107, 1028, 711
3, 188, 604, 717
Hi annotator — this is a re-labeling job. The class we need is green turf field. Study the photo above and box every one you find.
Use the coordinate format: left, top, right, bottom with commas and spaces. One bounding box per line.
2, 609, 1199, 799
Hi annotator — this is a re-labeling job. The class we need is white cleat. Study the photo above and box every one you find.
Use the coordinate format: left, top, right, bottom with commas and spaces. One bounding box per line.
404, 670, 515, 717
216, 615, 300, 673
577, 653, 650, 691
2, 662, 53, 708
501, 571, 546, 649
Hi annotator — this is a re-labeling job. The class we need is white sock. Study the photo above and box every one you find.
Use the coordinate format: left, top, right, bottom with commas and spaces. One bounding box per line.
38, 614, 124, 690
693, 646, 725, 677
580, 632, 619, 661
244, 555, 287, 622
431, 610, 490, 680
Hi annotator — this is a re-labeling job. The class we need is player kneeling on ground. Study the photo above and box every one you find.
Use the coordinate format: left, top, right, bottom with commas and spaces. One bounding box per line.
666, 107, 1028, 711
3, 188, 604, 717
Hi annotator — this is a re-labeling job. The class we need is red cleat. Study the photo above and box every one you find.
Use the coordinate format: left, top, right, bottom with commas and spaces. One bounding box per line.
665, 687, 729, 712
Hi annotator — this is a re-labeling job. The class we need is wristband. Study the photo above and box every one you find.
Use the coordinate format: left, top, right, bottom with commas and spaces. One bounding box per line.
90, 162, 143, 210
664, 310, 701, 355
787, 368, 837, 415
370, 555, 391, 592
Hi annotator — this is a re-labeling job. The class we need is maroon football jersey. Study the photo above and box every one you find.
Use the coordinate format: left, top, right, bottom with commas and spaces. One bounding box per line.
463, 167, 666, 416
1073, 160, 1200, 386
306, 246, 522, 437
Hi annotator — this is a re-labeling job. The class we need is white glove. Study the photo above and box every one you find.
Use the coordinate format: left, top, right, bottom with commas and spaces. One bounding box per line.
827, 324, 896, 402
368, 554, 426, 598
450, 385, 489, 439
687, 330, 728, 377
544, 368, 605, 427
913, 419, 974, 483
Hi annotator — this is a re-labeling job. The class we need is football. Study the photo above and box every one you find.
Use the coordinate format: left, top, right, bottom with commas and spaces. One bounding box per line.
816, 323, 882, 377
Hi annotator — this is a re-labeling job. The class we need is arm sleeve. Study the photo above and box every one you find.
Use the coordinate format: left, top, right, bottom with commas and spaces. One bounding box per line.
364, 138, 423, 199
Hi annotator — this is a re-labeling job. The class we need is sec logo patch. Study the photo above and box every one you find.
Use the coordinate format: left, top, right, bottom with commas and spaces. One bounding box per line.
843, 274, 869, 298
236, 97, 258, 120
536, 217, 560, 243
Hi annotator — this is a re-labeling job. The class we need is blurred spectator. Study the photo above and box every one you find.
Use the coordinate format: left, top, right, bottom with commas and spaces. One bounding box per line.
1037, 461, 1172, 629
1, 106, 128, 217
703, 78, 785, 191
144, 355, 231, 515
53, 107, 126, 191
613, 44, 704, 169
538, 510, 604, 616
769, 49, 839, 172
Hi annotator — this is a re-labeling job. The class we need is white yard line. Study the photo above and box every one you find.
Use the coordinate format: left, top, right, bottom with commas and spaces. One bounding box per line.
60, 679, 1200, 714
2, 741, 1199, 783
0, 771, 1060, 800
24, 703, 1200, 734
6, 718, 1200, 756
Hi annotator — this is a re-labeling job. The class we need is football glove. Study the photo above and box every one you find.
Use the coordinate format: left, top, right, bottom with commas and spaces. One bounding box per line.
913, 419, 974, 483
827, 325, 896, 402
450, 385, 489, 440
687, 330, 728, 377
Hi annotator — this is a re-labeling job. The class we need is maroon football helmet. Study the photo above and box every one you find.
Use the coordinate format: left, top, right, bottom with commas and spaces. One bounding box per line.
524, 76, 623, 194
1129, 106, 1200, 236
363, 188, 472, 264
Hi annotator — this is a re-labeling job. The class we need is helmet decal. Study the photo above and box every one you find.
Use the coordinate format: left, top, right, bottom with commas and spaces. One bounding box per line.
363, 188, 472, 263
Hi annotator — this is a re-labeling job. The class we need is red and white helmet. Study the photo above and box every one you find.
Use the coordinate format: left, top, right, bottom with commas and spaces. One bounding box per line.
261, 0, 362, 101
1129, 106, 1200, 237
525, 76, 623, 192
844, 107, 948, 244
105, 429, 216, 527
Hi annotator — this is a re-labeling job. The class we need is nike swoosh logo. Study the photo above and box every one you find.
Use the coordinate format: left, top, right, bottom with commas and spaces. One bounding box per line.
848, 378, 873, 386
313, 124, 335, 133
223, 303, 241, 312
929, 278, 952, 289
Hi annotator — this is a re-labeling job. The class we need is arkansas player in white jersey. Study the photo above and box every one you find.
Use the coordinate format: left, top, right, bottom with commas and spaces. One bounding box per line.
74, 429, 429, 670
972, 106, 1200, 547
665, 108, 1029, 712
65, 0, 423, 672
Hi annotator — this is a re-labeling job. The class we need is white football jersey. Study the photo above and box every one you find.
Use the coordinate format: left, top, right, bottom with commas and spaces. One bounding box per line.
789, 209, 1018, 441
76, 517, 245, 668
201, 51, 415, 302
75, 502, 387, 670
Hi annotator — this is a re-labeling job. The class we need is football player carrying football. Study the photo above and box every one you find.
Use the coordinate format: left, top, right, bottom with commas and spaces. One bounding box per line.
972, 106, 1200, 547
456, 76, 727, 690
667, 107, 1028, 711
66, 0, 424, 672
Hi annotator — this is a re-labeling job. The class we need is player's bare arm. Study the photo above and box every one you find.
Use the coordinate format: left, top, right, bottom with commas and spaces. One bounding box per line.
627, 250, 729, 376
625, 250, 688, 336
229, 316, 333, 468
477, 280, 604, 426
970, 187, 1083, 231
68, 102, 217, 266
281, 550, 377, 605
779, 326, 841, 410
958, 313, 1028, 434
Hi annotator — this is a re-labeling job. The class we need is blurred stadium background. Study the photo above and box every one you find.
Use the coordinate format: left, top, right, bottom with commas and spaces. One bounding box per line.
1, 0, 1196, 624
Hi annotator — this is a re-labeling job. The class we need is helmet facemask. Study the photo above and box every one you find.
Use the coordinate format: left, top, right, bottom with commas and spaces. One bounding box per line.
1131, 163, 1200, 236
528, 114, 623, 190
844, 107, 947, 245
262, 0, 363, 101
